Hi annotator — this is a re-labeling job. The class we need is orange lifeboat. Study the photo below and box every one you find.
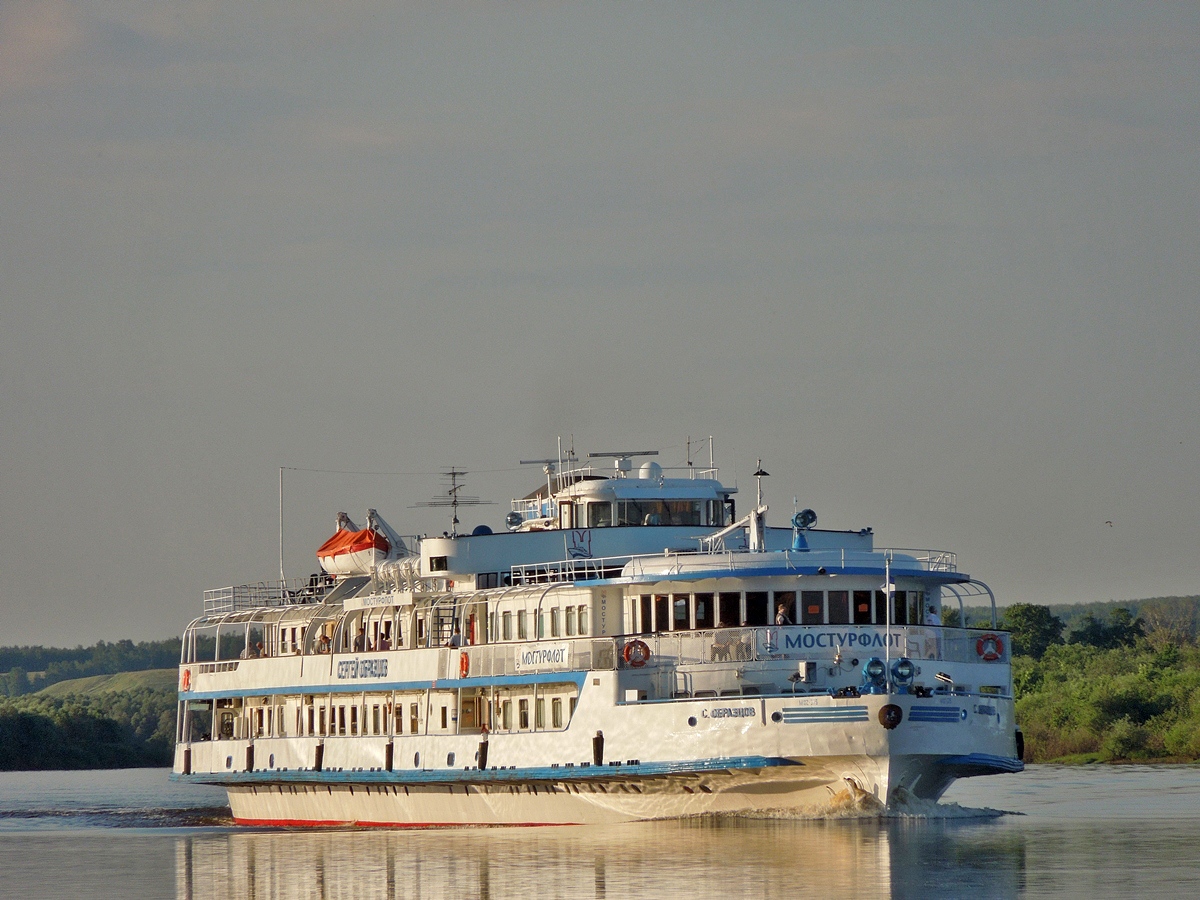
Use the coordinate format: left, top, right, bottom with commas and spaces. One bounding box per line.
316, 512, 391, 576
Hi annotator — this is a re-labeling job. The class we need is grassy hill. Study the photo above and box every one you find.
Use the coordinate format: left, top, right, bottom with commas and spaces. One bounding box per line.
35, 669, 178, 697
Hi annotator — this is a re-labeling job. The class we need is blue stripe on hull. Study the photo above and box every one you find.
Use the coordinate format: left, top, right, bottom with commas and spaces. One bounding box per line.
171, 754, 798, 788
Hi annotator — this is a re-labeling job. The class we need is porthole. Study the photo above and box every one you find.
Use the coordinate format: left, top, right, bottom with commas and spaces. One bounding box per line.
687, 716, 697, 727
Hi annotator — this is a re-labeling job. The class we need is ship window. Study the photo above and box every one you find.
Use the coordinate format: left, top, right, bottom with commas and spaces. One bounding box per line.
639, 595, 652, 634
828, 590, 850, 625
502, 700, 512, 730
395, 707, 403, 734
350, 706, 358, 736
538, 612, 546, 639
718, 593, 741, 628
372, 705, 381, 735
318, 707, 327, 737
519, 698, 529, 729
654, 595, 669, 633
578, 605, 589, 635
616, 499, 702, 527
552, 698, 563, 729
256, 709, 264, 738
536, 697, 545, 729
569, 697, 576, 718
587, 502, 613, 528
307, 706, 315, 735
801, 591, 824, 625
518, 610, 528, 640
854, 591, 873, 625
410, 703, 419, 735
745, 592, 769, 626
673, 595, 689, 630
893, 591, 909, 626
478, 572, 499, 589
338, 706, 346, 736
441, 706, 448, 729
277, 705, 285, 736
429, 556, 449, 572
550, 608, 561, 637
774, 591, 796, 625
503, 611, 513, 641
566, 607, 577, 636
694, 593, 714, 630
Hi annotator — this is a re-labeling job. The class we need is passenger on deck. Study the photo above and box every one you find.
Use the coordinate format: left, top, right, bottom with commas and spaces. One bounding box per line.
446, 626, 463, 648
712, 621, 733, 661
925, 605, 940, 626
316, 634, 331, 654
776, 603, 792, 626
377, 634, 391, 651
353, 627, 367, 652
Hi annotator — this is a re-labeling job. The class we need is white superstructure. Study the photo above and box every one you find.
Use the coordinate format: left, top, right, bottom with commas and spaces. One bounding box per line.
172, 445, 1022, 825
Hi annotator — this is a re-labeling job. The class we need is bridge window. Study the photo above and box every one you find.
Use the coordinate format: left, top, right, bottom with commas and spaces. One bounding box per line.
654, 595, 670, 633
587, 502, 613, 528
616, 499, 702, 527
694, 593, 714, 629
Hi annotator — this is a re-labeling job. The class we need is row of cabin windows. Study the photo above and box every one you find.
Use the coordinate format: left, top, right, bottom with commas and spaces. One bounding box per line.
496, 606, 589, 641
218, 694, 577, 741
634, 590, 926, 633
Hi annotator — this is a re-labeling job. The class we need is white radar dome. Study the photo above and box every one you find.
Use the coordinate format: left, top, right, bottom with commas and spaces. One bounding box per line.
639, 461, 663, 480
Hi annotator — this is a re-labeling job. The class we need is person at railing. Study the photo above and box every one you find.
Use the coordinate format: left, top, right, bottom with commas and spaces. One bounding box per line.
377, 633, 391, 651
353, 627, 367, 652
316, 634, 332, 654
712, 622, 734, 661
924, 605, 940, 626
776, 603, 792, 626
446, 625, 463, 648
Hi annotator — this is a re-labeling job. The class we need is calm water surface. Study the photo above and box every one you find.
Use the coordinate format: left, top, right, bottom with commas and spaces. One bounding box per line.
1, 765, 1199, 899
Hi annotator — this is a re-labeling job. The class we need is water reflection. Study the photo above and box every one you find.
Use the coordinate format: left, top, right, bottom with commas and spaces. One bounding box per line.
175, 818, 1028, 899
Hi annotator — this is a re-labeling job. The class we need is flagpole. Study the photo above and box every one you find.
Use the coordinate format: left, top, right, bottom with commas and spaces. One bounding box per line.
884, 556, 892, 673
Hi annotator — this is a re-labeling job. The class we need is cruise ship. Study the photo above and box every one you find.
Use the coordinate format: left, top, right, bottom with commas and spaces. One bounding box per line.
172, 444, 1022, 825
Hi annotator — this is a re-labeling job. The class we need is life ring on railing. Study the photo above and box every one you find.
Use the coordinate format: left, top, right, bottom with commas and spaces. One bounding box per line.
976, 633, 1004, 661
623, 640, 651, 668
180, 669, 191, 691
459, 651, 470, 678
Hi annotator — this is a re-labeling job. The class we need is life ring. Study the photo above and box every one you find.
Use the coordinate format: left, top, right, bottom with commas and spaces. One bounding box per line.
976, 633, 1004, 661
459, 651, 470, 678
180, 669, 191, 691
623, 639, 651, 668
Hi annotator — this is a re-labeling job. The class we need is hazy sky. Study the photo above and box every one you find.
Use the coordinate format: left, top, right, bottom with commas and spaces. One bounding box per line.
2, 3, 1198, 646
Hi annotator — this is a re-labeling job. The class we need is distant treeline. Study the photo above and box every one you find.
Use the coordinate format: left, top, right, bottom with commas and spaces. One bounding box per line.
0, 638, 181, 697
0, 687, 175, 770
984, 596, 1200, 762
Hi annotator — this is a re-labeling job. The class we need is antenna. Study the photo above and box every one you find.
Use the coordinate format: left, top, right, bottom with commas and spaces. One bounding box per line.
413, 469, 493, 537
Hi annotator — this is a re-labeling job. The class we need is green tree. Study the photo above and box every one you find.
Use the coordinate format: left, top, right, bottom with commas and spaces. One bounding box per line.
1000, 603, 1064, 659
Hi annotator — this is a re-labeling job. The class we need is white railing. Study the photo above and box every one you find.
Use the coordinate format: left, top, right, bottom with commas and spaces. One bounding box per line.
203, 576, 336, 615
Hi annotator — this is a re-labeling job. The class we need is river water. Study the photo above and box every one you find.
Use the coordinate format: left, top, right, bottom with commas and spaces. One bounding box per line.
1, 765, 1198, 899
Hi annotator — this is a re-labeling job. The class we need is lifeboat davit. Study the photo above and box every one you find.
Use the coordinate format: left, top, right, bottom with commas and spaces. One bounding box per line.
317, 512, 390, 576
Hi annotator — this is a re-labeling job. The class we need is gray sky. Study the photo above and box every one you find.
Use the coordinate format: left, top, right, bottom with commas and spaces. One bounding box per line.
2, 2, 1198, 646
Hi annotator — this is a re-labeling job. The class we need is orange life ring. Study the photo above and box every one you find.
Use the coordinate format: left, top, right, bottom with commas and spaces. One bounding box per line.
180, 669, 191, 691
976, 633, 1004, 661
623, 639, 651, 668
459, 651, 470, 678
